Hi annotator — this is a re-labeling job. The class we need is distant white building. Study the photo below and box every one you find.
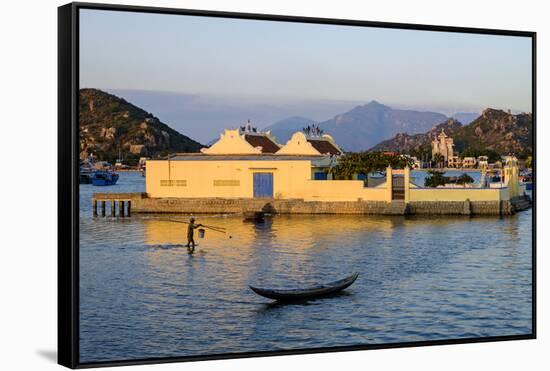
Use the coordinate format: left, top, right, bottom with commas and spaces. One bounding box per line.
432, 130, 455, 163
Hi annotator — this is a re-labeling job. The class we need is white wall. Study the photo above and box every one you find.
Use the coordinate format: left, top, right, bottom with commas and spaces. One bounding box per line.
1, 1, 546, 371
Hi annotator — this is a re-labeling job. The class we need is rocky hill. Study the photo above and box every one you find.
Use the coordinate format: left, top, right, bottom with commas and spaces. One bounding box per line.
79, 89, 203, 164
369, 109, 532, 157
452, 108, 532, 157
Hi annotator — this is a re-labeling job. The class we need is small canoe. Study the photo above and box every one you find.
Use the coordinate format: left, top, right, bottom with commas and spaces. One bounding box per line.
250, 272, 358, 302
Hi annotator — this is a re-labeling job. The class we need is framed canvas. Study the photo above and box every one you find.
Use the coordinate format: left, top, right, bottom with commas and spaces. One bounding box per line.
58, 2, 536, 368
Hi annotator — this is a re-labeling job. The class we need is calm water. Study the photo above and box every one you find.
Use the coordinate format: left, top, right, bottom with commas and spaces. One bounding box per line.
79, 172, 532, 363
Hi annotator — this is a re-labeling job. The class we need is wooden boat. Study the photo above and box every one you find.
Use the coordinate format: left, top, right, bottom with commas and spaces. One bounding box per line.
250, 272, 358, 301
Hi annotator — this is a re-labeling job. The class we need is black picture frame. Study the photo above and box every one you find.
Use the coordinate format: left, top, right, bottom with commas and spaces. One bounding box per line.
58, 2, 537, 368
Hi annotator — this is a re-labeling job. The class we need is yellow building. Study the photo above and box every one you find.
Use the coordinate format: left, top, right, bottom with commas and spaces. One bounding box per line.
147, 126, 350, 200
145, 126, 521, 204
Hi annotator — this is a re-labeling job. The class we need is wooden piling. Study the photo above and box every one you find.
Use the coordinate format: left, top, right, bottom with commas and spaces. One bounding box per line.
101, 201, 106, 217
119, 201, 125, 217
127, 201, 131, 217
93, 199, 98, 217
111, 200, 116, 217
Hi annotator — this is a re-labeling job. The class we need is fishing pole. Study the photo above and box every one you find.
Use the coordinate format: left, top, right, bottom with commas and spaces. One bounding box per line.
163, 219, 220, 229
163, 219, 232, 237
202, 226, 227, 234
201, 223, 226, 230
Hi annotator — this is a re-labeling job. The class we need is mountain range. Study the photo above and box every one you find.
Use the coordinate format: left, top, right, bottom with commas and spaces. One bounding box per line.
79, 89, 530, 161
79, 89, 203, 163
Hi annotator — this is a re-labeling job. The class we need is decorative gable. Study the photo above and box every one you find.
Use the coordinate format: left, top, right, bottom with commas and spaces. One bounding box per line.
276, 132, 322, 155
276, 132, 342, 156
201, 129, 262, 154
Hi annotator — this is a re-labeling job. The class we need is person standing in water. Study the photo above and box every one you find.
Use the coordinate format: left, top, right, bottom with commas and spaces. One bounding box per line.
187, 217, 202, 252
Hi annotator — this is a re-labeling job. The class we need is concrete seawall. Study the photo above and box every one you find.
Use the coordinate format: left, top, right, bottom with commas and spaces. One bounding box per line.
92, 193, 531, 216
407, 200, 513, 216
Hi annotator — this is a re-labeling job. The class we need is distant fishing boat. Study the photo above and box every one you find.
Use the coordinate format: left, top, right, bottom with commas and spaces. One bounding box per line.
91, 170, 119, 186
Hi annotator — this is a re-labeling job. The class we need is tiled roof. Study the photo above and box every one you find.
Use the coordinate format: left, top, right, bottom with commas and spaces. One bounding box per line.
244, 134, 280, 153
307, 139, 342, 155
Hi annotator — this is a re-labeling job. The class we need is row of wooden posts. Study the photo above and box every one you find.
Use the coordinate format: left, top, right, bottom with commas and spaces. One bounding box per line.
93, 199, 132, 217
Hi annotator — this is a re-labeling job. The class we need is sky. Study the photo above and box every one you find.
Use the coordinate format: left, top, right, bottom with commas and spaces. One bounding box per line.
79, 9, 532, 141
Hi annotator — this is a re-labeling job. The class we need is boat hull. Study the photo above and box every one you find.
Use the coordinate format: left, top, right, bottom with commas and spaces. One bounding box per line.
250, 272, 358, 301
92, 173, 119, 186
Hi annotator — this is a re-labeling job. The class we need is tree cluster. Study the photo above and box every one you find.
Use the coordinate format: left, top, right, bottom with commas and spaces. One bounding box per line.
330, 152, 413, 184
424, 170, 475, 188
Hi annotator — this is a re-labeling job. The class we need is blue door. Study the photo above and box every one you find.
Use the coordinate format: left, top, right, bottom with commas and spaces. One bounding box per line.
253, 173, 274, 198
313, 171, 328, 180
314, 172, 328, 180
